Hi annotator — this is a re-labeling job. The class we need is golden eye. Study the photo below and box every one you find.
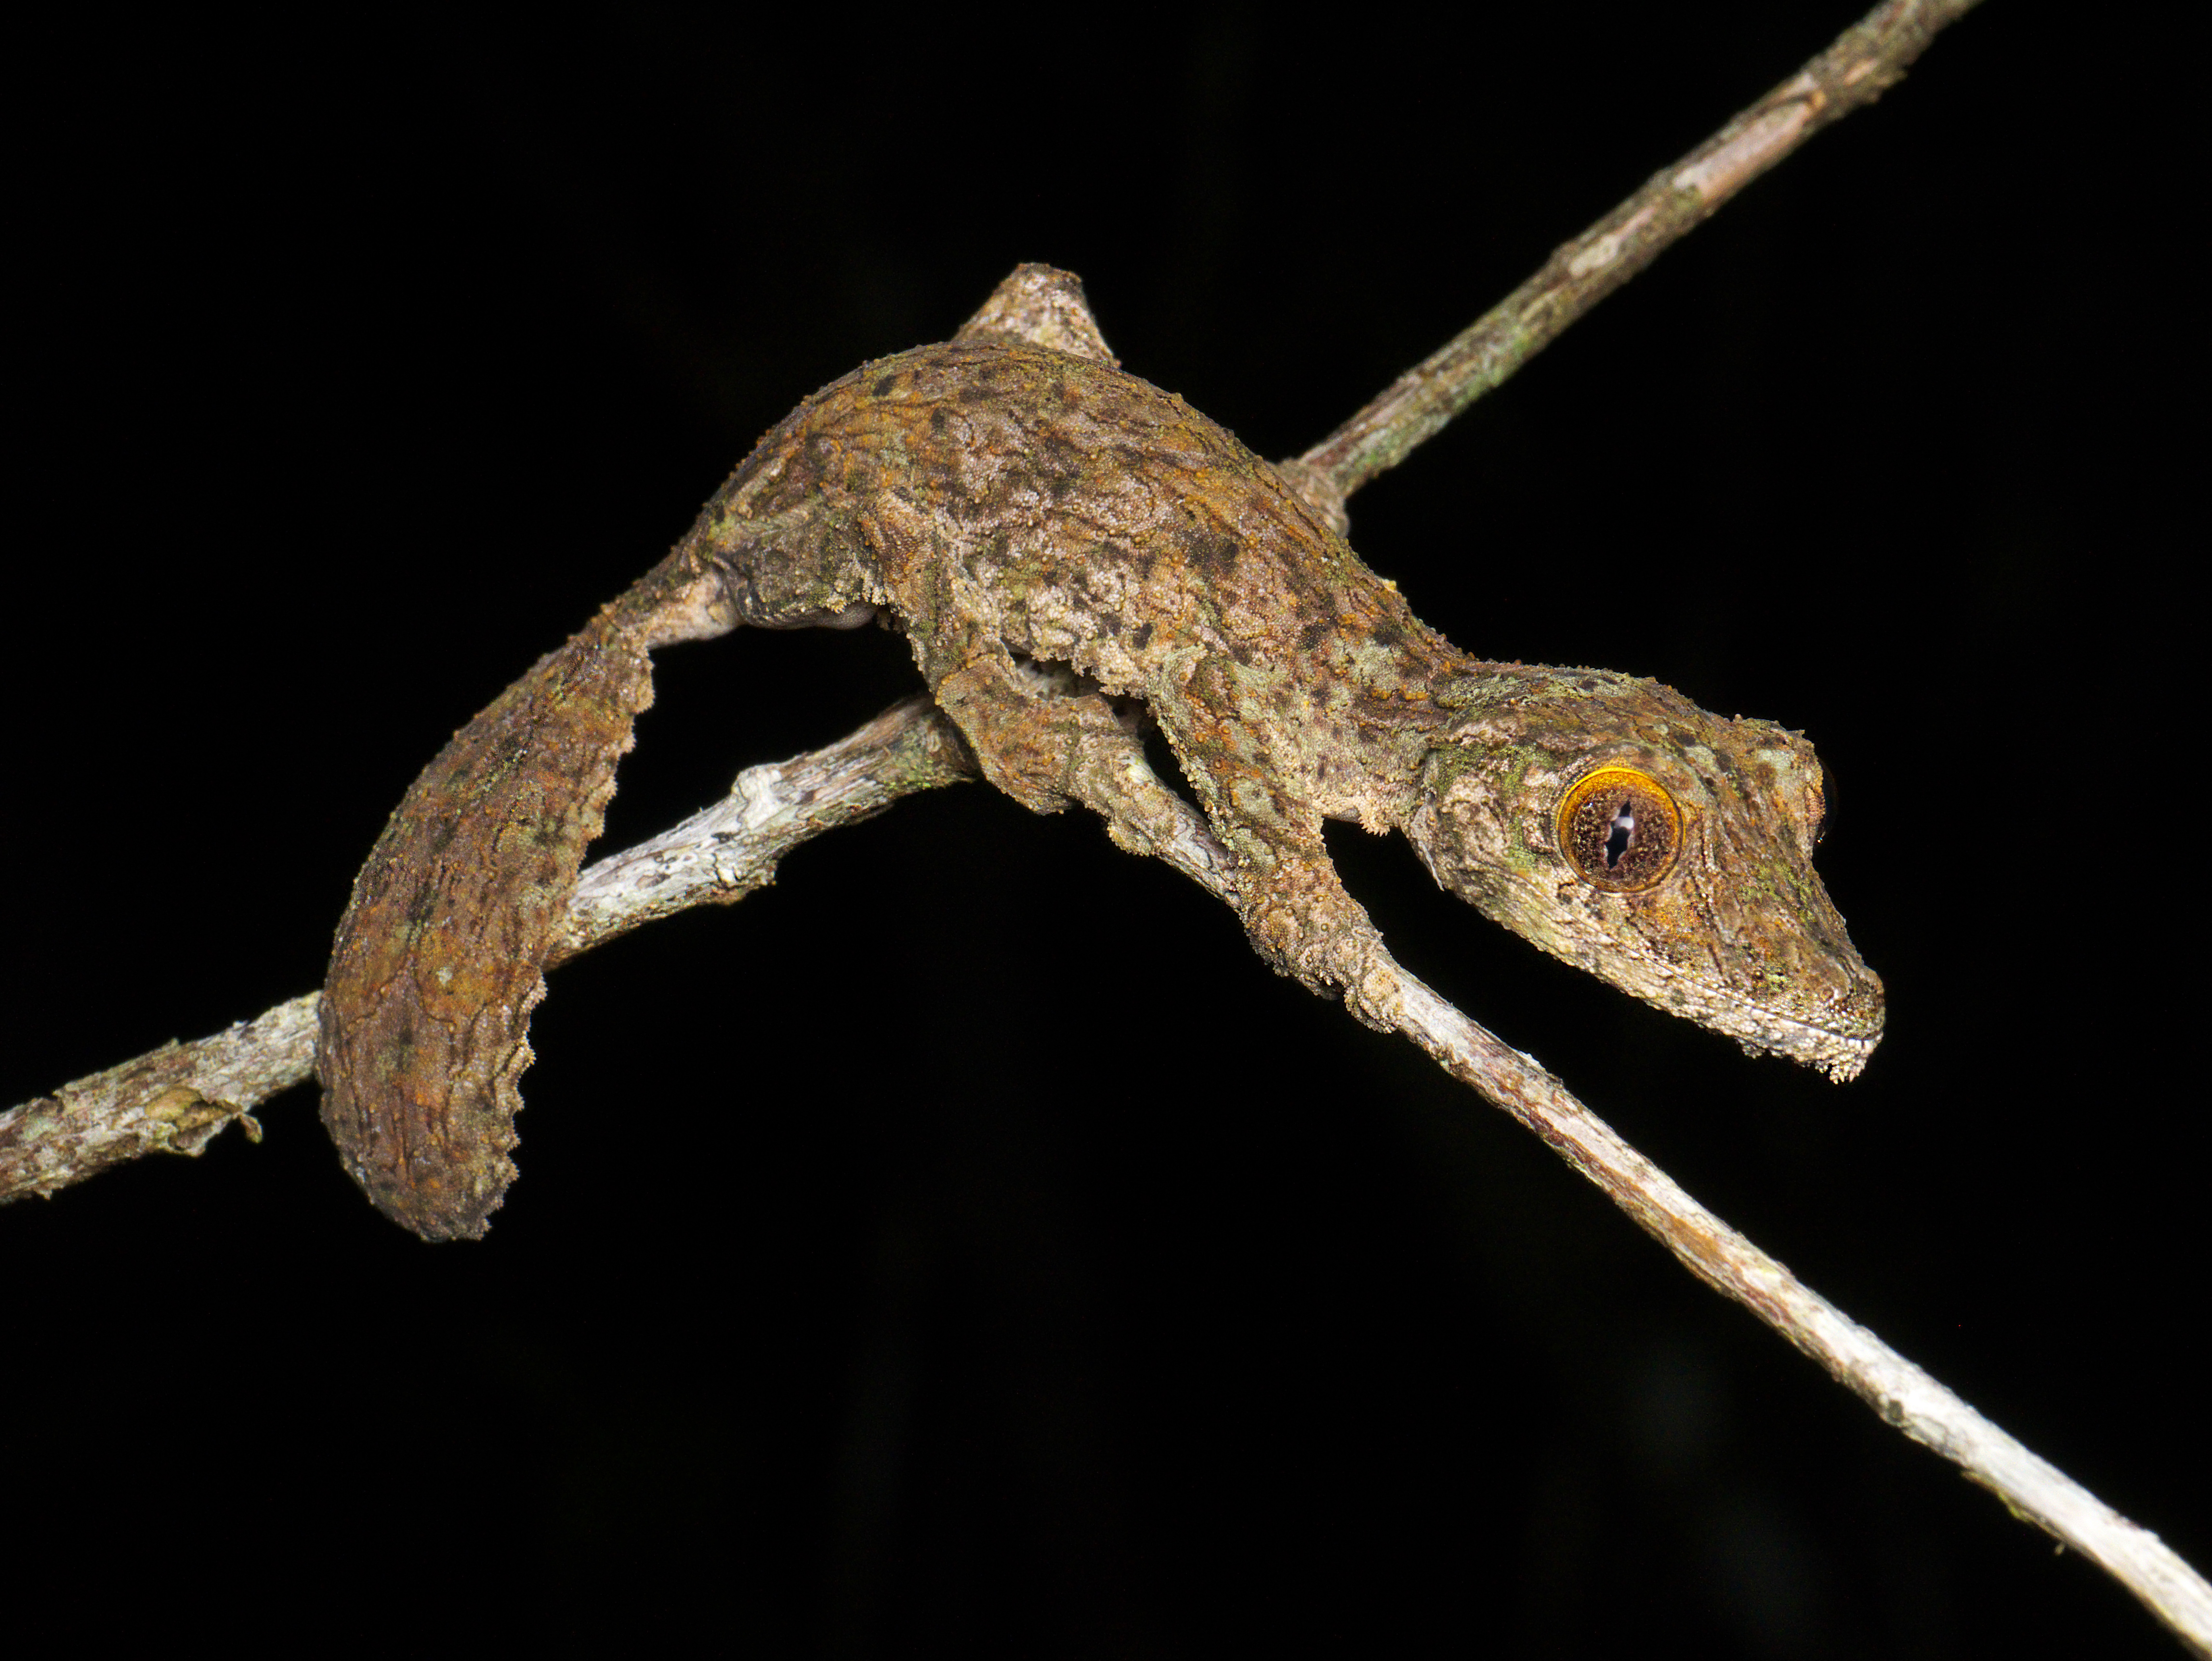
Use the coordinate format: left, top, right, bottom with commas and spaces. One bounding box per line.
1556, 766, 1681, 893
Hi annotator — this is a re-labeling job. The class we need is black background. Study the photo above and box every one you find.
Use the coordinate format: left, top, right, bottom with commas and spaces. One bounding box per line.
7, 5, 2198, 1657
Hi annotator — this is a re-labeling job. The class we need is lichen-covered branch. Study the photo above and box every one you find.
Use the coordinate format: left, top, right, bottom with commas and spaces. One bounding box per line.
550, 694, 974, 963
0, 696, 976, 1206
27, 682, 2198, 1647
11, 0, 2203, 1643
4, 0, 1986, 1223
0, 997, 308, 1203
1296, 0, 1988, 500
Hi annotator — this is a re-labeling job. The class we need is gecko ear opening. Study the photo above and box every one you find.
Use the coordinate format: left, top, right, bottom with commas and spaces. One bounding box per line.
1402, 741, 1501, 913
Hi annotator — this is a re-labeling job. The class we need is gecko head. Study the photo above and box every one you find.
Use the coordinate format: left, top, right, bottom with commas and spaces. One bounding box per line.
1404, 668, 1884, 1079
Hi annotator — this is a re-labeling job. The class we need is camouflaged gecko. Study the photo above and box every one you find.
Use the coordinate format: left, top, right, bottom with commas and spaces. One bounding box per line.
318, 265, 1884, 1240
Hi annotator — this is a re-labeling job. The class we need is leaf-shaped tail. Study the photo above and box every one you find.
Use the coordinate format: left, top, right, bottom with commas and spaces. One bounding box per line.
317, 606, 655, 1240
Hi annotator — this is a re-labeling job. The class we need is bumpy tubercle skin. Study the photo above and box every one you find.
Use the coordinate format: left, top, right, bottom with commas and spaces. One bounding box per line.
319, 266, 1883, 1240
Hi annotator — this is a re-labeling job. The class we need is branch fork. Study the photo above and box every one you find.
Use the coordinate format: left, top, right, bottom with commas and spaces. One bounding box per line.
7, 2, 2205, 1650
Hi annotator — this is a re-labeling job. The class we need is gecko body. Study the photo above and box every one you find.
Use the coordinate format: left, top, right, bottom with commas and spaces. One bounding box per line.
319, 267, 1882, 1239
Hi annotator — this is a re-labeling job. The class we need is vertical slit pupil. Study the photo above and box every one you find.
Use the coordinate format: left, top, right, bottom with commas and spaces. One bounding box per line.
1604, 799, 1635, 869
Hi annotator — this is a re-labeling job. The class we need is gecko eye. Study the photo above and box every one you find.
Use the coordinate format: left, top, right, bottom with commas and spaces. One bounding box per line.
1557, 766, 1681, 893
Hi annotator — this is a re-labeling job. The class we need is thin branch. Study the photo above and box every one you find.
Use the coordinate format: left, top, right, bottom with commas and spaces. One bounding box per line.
0, 697, 976, 1205
13, 687, 2207, 1650
13, 0, 2205, 1647
1297, 0, 1988, 501
549, 694, 974, 965
1379, 968, 2212, 1657
7, 0, 1988, 1211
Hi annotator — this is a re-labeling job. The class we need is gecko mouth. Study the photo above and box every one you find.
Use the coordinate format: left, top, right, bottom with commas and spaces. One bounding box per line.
1718, 992, 1883, 1082
1603, 936, 1884, 1081
1761, 1019, 1880, 1083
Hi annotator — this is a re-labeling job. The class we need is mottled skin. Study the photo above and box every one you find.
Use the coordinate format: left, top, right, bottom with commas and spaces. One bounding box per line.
320, 266, 1882, 1240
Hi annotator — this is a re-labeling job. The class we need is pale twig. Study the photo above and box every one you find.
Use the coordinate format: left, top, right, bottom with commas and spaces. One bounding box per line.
12, 0, 2206, 1647
2, 0, 1981, 1231
1295, 0, 1989, 505
1378, 964, 2212, 1656
14, 706, 2203, 1649
0, 697, 976, 1205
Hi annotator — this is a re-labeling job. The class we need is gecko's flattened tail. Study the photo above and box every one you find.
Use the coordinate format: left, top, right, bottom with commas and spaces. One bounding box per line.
316, 613, 655, 1240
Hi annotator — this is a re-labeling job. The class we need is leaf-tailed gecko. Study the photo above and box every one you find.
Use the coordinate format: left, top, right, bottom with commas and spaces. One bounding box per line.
318, 265, 1883, 1240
